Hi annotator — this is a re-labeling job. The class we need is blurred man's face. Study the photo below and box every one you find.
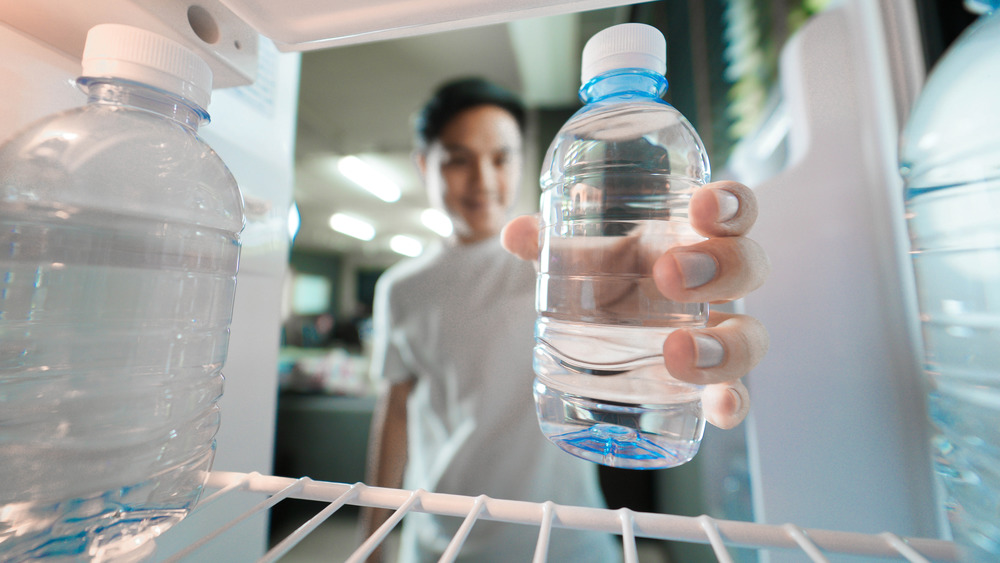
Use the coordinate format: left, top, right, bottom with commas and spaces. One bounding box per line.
419, 105, 523, 245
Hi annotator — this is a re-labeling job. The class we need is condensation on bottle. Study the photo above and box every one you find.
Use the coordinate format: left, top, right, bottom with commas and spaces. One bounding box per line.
0, 24, 243, 561
900, 3, 1000, 560
532, 23, 710, 470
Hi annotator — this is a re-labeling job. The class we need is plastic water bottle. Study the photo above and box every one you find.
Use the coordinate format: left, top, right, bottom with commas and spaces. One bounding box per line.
899, 3, 1000, 560
0, 24, 242, 561
532, 23, 709, 470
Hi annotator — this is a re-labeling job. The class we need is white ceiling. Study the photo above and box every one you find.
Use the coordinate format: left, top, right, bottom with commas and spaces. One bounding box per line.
289, 6, 631, 265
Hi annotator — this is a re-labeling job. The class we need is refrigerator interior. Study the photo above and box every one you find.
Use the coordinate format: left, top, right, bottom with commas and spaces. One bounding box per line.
0, 0, 974, 560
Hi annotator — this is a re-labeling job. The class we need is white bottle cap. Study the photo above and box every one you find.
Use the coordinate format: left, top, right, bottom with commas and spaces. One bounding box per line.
81, 24, 213, 111
580, 23, 667, 85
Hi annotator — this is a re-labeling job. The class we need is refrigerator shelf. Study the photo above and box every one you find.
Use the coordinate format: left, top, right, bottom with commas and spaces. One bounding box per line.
156, 471, 959, 562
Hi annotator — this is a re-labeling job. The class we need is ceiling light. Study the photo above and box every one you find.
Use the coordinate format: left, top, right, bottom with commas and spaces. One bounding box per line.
390, 235, 423, 257
329, 213, 375, 241
421, 208, 453, 237
338, 155, 401, 203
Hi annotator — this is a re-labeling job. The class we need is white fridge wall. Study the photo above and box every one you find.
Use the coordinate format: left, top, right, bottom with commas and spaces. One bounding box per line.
735, 1, 940, 560
0, 23, 82, 133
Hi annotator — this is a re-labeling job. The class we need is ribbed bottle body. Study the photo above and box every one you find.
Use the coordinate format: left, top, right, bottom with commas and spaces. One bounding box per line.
0, 94, 242, 560
900, 10, 1000, 560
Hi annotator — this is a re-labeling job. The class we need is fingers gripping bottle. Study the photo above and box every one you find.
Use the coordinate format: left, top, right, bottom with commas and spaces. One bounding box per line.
0, 25, 243, 561
533, 23, 710, 469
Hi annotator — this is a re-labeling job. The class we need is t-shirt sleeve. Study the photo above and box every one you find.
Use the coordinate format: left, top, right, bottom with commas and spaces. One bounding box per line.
369, 274, 411, 385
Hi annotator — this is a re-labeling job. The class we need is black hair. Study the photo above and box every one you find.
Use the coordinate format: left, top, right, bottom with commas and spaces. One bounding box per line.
415, 77, 526, 147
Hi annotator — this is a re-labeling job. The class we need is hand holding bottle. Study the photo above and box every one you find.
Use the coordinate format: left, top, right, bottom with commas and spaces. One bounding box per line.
502, 180, 769, 430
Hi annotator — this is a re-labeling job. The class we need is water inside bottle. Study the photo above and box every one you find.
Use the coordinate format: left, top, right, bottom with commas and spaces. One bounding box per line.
537, 219, 705, 327
0, 206, 233, 559
533, 318, 704, 469
534, 214, 706, 469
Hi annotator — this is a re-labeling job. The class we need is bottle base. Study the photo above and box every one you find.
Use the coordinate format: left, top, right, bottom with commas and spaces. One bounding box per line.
533, 379, 704, 469
1, 498, 185, 563
0, 469, 205, 562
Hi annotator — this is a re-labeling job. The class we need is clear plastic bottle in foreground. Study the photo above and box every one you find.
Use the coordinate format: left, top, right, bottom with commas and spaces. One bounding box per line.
0, 24, 243, 561
899, 3, 1000, 560
533, 23, 710, 470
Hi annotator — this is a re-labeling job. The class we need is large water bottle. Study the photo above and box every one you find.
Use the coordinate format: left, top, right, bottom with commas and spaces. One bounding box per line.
899, 2, 1000, 560
0, 24, 242, 561
533, 23, 709, 470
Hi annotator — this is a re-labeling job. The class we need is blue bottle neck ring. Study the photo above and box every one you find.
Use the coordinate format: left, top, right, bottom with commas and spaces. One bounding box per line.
579, 68, 669, 104
78, 77, 209, 131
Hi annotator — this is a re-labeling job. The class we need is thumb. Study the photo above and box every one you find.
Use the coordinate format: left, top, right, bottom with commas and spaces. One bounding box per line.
501, 214, 540, 263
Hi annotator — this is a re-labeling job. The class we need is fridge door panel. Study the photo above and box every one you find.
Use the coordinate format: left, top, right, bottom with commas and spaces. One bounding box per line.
730, 2, 940, 559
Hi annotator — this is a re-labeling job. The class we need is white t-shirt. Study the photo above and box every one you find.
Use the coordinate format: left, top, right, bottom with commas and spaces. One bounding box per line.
370, 237, 620, 563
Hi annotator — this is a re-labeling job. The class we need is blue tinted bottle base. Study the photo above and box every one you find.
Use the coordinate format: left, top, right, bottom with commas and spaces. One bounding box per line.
533, 379, 704, 469
0, 450, 212, 562
2, 490, 191, 563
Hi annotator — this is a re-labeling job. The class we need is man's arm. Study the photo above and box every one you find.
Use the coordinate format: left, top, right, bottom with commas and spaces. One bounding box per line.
359, 377, 414, 560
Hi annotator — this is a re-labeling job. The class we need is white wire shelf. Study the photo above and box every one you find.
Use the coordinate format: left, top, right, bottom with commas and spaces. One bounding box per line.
157, 471, 959, 563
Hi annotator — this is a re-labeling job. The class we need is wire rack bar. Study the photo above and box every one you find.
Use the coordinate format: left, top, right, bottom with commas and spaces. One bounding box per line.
263, 481, 361, 563
532, 501, 555, 563
699, 515, 735, 563
782, 523, 829, 562
196, 471, 959, 562
163, 474, 303, 563
440, 494, 486, 562
346, 487, 423, 563
881, 532, 933, 563
618, 509, 639, 563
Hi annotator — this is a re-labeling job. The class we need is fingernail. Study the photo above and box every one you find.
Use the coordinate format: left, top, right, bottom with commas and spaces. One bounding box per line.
674, 252, 717, 289
716, 189, 739, 222
694, 334, 724, 368
727, 387, 743, 411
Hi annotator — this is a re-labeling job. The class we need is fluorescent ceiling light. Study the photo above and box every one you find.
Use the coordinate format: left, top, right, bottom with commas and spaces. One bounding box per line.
329, 213, 375, 241
421, 208, 453, 237
390, 235, 423, 257
338, 155, 401, 203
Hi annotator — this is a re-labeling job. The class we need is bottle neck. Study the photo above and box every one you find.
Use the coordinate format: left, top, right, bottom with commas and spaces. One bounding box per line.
78, 78, 209, 130
579, 69, 668, 104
